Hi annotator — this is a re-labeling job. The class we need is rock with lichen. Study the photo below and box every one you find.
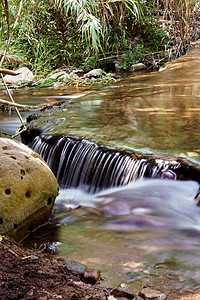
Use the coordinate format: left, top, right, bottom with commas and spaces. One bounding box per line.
0, 138, 58, 242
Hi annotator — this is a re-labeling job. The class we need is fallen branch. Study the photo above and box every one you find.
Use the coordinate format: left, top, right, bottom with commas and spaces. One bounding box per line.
0, 96, 67, 112
0, 69, 20, 75
0, 98, 27, 108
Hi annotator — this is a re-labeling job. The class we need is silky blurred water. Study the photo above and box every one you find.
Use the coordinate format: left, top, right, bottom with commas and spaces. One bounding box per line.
54, 179, 200, 290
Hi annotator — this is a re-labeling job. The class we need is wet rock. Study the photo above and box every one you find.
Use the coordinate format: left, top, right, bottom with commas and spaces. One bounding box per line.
64, 257, 86, 276
131, 63, 147, 71
195, 189, 200, 206
39, 241, 62, 254
84, 69, 103, 78
138, 287, 166, 300
72, 68, 84, 76
0, 138, 58, 242
161, 169, 177, 180
111, 288, 136, 299
69, 72, 79, 79
49, 71, 70, 81
108, 296, 117, 300
83, 268, 100, 284
4, 67, 34, 85
45, 97, 58, 104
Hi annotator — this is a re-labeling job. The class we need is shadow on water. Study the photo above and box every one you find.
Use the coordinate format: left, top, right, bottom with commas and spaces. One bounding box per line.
1, 48, 200, 297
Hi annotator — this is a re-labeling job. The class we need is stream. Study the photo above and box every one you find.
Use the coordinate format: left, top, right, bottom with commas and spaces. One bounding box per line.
1, 48, 200, 298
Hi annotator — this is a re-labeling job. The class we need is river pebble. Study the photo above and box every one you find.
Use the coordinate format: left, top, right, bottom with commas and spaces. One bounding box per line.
83, 268, 100, 284
138, 287, 166, 299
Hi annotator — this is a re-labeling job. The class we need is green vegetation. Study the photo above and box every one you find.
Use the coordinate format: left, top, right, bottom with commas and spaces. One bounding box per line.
0, 0, 199, 74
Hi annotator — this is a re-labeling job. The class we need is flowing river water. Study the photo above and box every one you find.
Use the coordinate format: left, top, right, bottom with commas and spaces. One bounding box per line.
1, 48, 200, 298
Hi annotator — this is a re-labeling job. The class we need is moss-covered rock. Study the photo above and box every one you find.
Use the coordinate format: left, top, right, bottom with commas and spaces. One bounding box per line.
0, 138, 58, 242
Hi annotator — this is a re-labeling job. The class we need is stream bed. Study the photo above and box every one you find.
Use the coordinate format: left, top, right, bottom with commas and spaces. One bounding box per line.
1, 48, 200, 298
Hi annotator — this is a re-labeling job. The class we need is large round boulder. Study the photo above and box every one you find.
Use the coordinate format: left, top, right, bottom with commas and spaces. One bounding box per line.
0, 138, 58, 242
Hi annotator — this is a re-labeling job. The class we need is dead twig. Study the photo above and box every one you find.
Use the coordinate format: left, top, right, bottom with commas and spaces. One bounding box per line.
1, 74, 25, 126
0, 98, 27, 108
0, 69, 20, 75
0, 0, 23, 69
8, 249, 19, 257
12, 127, 27, 139
0, 0, 27, 138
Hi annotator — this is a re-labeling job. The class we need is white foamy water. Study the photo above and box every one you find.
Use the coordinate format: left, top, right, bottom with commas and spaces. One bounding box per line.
56, 178, 200, 232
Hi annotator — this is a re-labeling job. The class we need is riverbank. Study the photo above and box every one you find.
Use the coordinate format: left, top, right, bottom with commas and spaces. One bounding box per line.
0, 236, 113, 300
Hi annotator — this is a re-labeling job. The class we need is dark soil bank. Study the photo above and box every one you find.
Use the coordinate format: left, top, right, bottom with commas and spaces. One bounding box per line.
0, 237, 111, 300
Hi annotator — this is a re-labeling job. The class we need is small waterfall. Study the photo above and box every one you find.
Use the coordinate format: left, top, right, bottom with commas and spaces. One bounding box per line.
29, 135, 177, 194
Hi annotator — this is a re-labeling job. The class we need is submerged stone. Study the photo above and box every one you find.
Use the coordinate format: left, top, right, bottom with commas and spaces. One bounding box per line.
64, 257, 86, 276
139, 287, 166, 299
0, 138, 58, 242
195, 188, 200, 206
111, 288, 136, 299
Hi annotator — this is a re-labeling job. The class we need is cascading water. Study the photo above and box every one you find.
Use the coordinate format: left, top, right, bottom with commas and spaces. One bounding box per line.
29, 135, 179, 194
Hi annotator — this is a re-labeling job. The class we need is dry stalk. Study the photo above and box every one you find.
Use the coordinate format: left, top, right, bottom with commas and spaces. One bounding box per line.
0, 98, 27, 108
0, 0, 23, 68
0, 0, 26, 137
1, 74, 25, 125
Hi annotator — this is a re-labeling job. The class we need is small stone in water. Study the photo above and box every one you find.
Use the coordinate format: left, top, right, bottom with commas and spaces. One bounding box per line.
111, 288, 136, 299
143, 270, 150, 274
64, 257, 86, 276
138, 287, 166, 300
83, 268, 100, 284
45, 97, 58, 103
2, 89, 14, 95
161, 169, 177, 180
195, 191, 200, 206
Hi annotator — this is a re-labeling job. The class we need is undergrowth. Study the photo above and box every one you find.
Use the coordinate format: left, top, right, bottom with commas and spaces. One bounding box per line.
0, 0, 199, 74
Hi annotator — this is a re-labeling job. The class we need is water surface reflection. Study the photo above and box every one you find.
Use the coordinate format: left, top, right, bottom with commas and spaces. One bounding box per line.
24, 48, 200, 160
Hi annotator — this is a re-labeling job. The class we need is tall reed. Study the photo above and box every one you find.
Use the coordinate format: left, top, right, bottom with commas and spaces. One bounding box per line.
151, 0, 199, 56
51, 0, 140, 54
